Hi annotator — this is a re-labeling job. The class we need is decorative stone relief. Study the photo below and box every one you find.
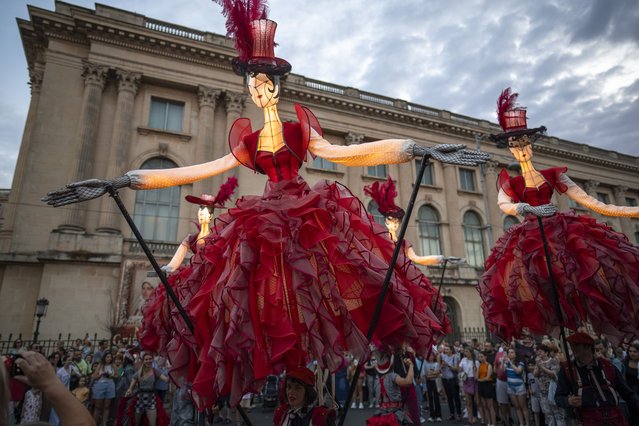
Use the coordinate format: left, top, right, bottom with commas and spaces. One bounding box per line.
344, 132, 364, 146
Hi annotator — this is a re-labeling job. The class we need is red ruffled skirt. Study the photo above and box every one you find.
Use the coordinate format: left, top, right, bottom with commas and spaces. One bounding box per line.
479, 211, 639, 344
142, 176, 448, 409
141, 257, 205, 383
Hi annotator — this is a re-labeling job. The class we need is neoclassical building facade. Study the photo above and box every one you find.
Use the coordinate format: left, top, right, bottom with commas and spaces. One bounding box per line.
1, 2, 638, 341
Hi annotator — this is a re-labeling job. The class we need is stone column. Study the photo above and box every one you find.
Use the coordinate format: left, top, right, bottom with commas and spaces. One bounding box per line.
482, 160, 501, 243
344, 132, 364, 191
192, 86, 221, 196
0, 69, 44, 248
442, 164, 464, 257
97, 70, 142, 233
219, 91, 246, 185
613, 185, 634, 238
60, 62, 108, 231
582, 180, 602, 220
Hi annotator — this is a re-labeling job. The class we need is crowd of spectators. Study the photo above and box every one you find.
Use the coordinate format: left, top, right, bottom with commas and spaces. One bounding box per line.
4, 336, 172, 425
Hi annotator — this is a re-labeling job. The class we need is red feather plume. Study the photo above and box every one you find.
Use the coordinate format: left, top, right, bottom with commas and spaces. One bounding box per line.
214, 176, 239, 206
364, 176, 403, 218
496, 87, 520, 130
213, 0, 269, 61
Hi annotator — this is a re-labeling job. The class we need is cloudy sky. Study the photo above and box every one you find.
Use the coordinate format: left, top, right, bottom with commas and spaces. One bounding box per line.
1, 0, 638, 188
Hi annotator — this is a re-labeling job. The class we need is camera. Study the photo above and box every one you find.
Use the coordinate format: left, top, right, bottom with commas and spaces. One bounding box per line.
5, 354, 24, 377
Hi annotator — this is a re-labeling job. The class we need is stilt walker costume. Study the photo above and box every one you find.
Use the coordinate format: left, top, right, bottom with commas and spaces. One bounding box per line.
478, 88, 639, 344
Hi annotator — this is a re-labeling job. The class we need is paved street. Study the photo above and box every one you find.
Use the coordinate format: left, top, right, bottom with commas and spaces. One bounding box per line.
242, 403, 466, 425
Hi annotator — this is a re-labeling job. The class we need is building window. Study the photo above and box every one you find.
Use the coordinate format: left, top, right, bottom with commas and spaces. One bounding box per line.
367, 200, 386, 226
503, 215, 519, 232
311, 156, 336, 171
626, 197, 637, 207
459, 169, 476, 192
149, 97, 184, 132
596, 192, 609, 204
635, 231, 639, 245
463, 210, 485, 268
133, 157, 181, 241
418, 205, 442, 256
367, 165, 387, 178
415, 160, 434, 186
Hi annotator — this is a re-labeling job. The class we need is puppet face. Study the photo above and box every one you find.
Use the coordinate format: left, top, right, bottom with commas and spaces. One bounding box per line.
248, 73, 280, 108
286, 379, 307, 409
508, 135, 533, 161
198, 206, 212, 225
385, 217, 401, 240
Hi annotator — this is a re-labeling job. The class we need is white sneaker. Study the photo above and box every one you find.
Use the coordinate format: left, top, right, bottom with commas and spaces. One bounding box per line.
435, 418, 442, 423
359, 402, 364, 409
427, 417, 434, 422
351, 402, 356, 408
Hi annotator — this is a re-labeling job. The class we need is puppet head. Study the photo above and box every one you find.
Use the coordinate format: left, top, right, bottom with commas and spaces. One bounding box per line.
490, 87, 546, 147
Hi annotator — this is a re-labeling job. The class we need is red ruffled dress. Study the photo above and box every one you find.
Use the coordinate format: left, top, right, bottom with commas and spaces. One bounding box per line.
143, 104, 449, 409
479, 167, 639, 344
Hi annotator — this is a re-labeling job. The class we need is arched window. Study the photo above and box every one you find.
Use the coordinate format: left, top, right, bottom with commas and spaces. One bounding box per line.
463, 210, 486, 268
367, 200, 386, 226
133, 157, 181, 241
503, 215, 519, 232
418, 205, 442, 256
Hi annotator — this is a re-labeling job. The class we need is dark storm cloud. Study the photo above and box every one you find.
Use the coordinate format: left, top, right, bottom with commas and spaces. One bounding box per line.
573, 0, 639, 43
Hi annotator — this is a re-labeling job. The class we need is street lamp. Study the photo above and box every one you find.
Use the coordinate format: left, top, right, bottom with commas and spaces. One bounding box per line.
32, 298, 49, 343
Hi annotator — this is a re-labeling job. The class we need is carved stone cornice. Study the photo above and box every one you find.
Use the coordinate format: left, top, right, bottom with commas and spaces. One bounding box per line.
344, 132, 364, 146
115, 69, 142, 95
81, 61, 108, 89
225, 91, 246, 115
198, 86, 222, 109
28, 70, 44, 94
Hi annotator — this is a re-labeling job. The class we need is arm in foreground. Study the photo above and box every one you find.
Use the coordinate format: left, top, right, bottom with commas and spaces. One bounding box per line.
15, 351, 96, 426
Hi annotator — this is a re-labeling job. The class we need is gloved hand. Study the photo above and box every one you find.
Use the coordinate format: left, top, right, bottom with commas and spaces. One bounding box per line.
411, 142, 491, 166
517, 203, 558, 217
161, 265, 174, 274
444, 256, 466, 265
42, 175, 131, 207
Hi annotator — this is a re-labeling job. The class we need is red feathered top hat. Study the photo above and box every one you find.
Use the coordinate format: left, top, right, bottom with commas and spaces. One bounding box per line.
490, 87, 546, 145
363, 176, 405, 219
214, 0, 291, 76
184, 176, 238, 207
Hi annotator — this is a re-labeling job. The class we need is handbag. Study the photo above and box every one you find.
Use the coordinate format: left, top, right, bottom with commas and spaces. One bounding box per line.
459, 371, 468, 382
547, 379, 557, 405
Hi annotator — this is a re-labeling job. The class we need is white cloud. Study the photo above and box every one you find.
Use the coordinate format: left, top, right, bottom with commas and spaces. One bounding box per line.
1, 0, 638, 188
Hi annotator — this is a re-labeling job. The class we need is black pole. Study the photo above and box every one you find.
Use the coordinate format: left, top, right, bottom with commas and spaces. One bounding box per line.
107, 189, 253, 425
417, 259, 449, 380
107, 188, 194, 334
536, 216, 577, 391
338, 156, 431, 426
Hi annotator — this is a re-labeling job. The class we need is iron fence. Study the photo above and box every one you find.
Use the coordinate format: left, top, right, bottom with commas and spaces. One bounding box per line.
0, 333, 134, 356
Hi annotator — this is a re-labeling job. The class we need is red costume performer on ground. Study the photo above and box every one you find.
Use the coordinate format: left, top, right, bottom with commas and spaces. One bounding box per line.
478, 88, 639, 345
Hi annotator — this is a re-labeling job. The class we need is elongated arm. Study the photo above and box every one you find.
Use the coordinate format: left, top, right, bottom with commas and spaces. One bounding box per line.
308, 131, 413, 166
128, 153, 239, 190
560, 174, 639, 218
162, 241, 189, 273
405, 247, 444, 266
